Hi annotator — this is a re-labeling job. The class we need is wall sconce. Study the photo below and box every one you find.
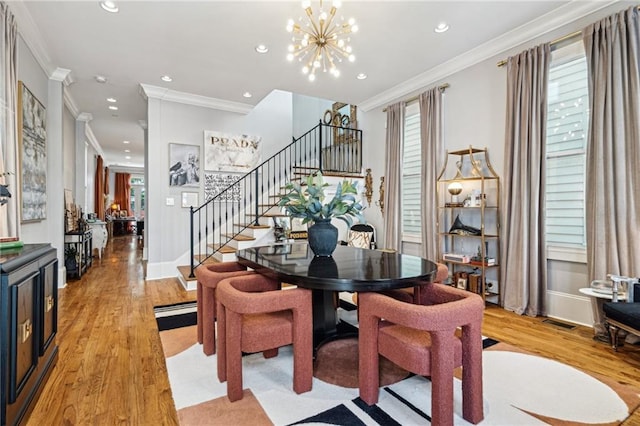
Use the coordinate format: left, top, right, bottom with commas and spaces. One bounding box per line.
364, 168, 373, 206
447, 182, 463, 204
376, 176, 385, 215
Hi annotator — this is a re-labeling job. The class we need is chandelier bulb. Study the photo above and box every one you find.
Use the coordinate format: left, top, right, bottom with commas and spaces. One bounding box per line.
348, 17, 355, 25
302, 0, 311, 9
308, 73, 316, 82
348, 54, 355, 62
287, 53, 294, 61
302, 66, 309, 74
333, 0, 342, 8
351, 24, 358, 32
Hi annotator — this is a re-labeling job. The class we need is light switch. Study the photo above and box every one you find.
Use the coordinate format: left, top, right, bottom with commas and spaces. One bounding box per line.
166, 197, 175, 206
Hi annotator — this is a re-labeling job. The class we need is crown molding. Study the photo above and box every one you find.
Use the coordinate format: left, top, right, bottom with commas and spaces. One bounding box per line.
84, 122, 105, 158
139, 84, 253, 115
63, 87, 80, 118
77, 113, 93, 122
50, 67, 72, 84
138, 120, 148, 130
9, 1, 55, 77
359, 0, 618, 112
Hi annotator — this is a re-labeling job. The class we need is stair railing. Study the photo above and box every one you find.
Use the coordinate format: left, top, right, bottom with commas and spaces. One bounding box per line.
189, 120, 362, 277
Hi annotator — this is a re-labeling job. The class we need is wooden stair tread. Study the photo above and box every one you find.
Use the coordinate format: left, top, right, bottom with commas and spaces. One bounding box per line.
223, 234, 255, 241
246, 212, 288, 217
193, 255, 220, 264
177, 265, 196, 281
234, 224, 271, 229
207, 244, 238, 254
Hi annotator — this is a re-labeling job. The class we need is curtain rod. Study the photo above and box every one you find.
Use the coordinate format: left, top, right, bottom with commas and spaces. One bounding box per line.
382, 83, 449, 112
496, 30, 581, 67
497, 5, 640, 67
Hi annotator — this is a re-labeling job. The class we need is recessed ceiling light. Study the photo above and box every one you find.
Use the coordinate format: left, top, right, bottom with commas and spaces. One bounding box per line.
95, 75, 107, 83
255, 44, 269, 54
123, 140, 130, 144
243, 92, 252, 98
434, 22, 449, 33
125, 156, 131, 160
356, 73, 367, 80
161, 75, 173, 82
108, 105, 118, 110
124, 149, 130, 153
99, 1, 119, 13
107, 97, 117, 103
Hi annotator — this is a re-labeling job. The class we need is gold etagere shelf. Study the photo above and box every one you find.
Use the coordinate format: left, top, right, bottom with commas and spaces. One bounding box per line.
436, 146, 501, 305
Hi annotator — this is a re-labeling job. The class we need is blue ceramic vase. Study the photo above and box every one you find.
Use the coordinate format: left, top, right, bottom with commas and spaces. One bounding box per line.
307, 218, 338, 257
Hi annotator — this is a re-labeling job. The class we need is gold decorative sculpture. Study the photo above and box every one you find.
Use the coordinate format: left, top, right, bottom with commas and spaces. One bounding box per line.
364, 168, 373, 206
376, 176, 385, 215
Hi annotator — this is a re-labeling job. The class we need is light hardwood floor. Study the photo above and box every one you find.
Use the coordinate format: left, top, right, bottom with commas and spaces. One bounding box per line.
27, 235, 640, 425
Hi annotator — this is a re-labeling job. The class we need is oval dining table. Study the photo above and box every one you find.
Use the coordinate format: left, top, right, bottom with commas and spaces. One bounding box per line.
237, 242, 438, 347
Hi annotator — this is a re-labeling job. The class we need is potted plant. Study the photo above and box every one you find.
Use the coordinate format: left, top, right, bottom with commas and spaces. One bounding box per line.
278, 171, 364, 256
64, 245, 78, 272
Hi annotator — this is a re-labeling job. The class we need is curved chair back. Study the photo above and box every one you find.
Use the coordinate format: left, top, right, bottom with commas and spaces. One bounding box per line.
358, 285, 484, 425
216, 274, 313, 402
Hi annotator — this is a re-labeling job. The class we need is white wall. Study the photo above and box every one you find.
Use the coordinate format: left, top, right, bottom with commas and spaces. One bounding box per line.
145, 89, 298, 279
292, 94, 334, 138
359, 2, 631, 325
17, 35, 50, 244
62, 107, 75, 192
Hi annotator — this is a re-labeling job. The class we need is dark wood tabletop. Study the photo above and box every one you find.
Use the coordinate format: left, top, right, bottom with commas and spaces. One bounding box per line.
237, 242, 437, 292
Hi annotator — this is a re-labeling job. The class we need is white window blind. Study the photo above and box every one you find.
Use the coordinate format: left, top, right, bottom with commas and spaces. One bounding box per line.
402, 104, 421, 238
545, 43, 588, 248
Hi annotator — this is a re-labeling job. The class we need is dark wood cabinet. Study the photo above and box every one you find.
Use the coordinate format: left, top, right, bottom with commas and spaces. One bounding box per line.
0, 244, 58, 426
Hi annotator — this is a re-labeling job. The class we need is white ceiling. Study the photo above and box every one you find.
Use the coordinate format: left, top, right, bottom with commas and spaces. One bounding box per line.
10, 1, 618, 168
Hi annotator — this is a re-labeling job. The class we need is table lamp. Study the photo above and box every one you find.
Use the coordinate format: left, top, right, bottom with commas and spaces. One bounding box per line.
447, 182, 463, 203
111, 203, 120, 215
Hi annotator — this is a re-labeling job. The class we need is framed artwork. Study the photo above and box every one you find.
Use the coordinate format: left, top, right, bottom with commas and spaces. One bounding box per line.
204, 172, 241, 202
456, 278, 468, 290
181, 192, 199, 208
169, 143, 200, 187
203, 130, 261, 173
18, 81, 47, 222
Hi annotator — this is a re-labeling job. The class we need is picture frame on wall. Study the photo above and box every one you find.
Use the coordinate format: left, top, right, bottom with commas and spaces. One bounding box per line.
181, 192, 199, 208
169, 143, 200, 187
18, 81, 47, 222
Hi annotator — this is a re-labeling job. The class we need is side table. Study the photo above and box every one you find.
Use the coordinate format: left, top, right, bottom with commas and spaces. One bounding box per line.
579, 287, 628, 341
64, 230, 93, 278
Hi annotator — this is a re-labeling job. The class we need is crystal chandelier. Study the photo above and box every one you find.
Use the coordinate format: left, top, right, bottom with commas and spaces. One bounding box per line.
286, 0, 358, 81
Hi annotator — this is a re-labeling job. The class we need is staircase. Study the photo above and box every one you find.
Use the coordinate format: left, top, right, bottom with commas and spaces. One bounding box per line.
177, 121, 363, 290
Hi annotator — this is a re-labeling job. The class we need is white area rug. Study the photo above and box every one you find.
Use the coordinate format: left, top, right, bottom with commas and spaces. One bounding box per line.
161, 325, 639, 425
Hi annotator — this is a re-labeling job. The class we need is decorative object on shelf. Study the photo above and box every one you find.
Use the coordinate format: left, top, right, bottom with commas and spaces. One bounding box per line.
449, 214, 481, 236
273, 216, 291, 242
437, 146, 501, 304
286, 0, 358, 82
18, 81, 47, 222
376, 176, 385, 215
364, 168, 373, 206
64, 245, 78, 272
278, 171, 363, 256
447, 181, 463, 205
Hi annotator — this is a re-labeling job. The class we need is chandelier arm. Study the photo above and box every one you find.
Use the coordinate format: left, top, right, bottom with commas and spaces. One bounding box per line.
324, 42, 350, 58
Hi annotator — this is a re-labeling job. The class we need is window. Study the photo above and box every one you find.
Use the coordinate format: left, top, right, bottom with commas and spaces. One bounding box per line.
402, 102, 421, 240
545, 41, 588, 255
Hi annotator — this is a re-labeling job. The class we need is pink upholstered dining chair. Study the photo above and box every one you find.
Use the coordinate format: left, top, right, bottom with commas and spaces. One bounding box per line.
216, 274, 313, 402
358, 284, 484, 426
382, 262, 449, 304
195, 262, 253, 355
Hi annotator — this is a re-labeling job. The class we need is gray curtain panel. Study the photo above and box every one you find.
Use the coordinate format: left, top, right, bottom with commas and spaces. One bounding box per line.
0, 3, 18, 238
382, 102, 404, 251
501, 43, 550, 316
583, 6, 640, 281
419, 87, 444, 261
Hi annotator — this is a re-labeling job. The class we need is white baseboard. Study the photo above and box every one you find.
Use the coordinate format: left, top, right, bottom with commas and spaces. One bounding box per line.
546, 290, 593, 328
146, 261, 179, 280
